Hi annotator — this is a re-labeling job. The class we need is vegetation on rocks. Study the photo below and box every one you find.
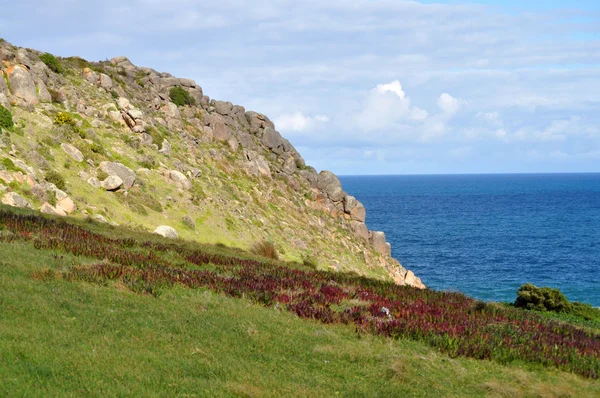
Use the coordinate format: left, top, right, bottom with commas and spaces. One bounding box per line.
0, 105, 13, 131
44, 170, 67, 191
169, 86, 195, 107
39, 53, 65, 74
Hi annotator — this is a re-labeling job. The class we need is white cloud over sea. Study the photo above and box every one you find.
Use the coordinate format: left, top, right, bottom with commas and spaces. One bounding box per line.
3, 0, 599, 174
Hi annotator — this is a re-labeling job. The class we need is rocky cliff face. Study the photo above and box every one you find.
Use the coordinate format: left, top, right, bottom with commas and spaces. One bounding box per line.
0, 39, 424, 289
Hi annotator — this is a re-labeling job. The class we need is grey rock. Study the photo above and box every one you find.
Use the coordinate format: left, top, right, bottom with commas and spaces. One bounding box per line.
350, 201, 366, 222
99, 161, 136, 189
101, 175, 123, 191
0, 94, 10, 112
99, 74, 113, 90
0, 72, 8, 95
159, 139, 172, 156
87, 177, 101, 189
40, 202, 66, 217
317, 171, 345, 202
153, 225, 178, 239
262, 127, 285, 152
2, 192, 32, 208
350, 221, 369, 241
369, 231, 391, 256
93, 214, 108, 223
8, 65, 38, 105
214, 100, 233, 116
36, 79, 52, 103
61, 143, 84, 162
168, 170, 191, 190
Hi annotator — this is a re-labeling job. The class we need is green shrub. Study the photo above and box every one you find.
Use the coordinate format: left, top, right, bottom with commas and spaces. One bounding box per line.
39, 53, 65, 74
251, 240, 278, 260
54, 112, 76, 126
169, 87, 195, 107
110, 90, 119, 99
54, 112, 86, 139
514, 283, 571, 312
0, 105, 13, 131
301, 253, 317, 269
44, 170, 66, 191
145, 126, 165, 148
1, 157, 24, 173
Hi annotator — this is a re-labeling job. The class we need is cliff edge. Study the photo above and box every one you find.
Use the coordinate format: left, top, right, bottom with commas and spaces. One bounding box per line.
0, 39, 424, 288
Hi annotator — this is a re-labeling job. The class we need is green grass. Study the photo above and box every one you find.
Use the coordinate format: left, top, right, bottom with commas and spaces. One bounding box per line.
0, 210, 599, 396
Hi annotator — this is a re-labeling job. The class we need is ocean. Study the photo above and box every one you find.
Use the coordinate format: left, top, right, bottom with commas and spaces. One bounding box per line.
338, 174, 600, 307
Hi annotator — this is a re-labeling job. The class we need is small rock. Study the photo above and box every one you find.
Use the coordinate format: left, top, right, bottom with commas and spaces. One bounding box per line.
168, 170, 191, 190
153, 225, 178, 239
57, 196, 76, 214
61, 143, 84, 162
2, 192, 32, 208
92, 214, 108, 223
40, 202, 66, 217
101, 175, 123, 191
87, 177, 101, 188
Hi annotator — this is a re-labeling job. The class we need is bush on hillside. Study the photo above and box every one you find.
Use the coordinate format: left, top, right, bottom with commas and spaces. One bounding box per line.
39, 53, 65, 74
169, 86, 195, 107
514, 283, 571, 312
0, 105, 14, 131
44, 170, 67, 191
251, 240, 279, 260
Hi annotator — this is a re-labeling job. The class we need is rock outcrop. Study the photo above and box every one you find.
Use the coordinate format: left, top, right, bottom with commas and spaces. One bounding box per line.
0, 39, 423, 289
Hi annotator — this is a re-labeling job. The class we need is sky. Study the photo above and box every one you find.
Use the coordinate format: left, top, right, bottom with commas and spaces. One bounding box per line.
2, 0, 599, 175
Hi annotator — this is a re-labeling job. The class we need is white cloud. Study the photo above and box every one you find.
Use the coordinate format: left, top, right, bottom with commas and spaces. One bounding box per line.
356, 80, 429, 132
274, 111, 329, 132
437, 93, 465, 115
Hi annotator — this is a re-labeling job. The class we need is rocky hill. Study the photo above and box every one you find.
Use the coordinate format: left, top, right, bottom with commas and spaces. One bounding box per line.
0, 38, 423, 288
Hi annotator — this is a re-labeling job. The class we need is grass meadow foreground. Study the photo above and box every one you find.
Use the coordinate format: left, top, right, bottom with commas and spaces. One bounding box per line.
1, 206, 599, 397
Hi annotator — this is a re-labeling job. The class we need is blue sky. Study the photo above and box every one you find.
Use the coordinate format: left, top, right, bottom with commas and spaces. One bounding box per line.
2, 0, 599, 175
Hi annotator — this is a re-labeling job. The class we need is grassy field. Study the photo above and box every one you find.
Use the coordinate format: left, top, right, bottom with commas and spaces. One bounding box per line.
1, 208, 599, 396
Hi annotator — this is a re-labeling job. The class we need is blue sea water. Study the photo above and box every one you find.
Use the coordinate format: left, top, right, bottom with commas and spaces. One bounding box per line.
338, 174, 600, 306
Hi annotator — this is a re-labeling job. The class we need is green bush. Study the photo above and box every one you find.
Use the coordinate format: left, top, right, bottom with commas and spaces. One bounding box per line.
1, 157, 24, 173
44, 170, 66, 191
39, 53, 65, 74
514, 283, 571, 312
0, 105, 13, 131
169, 87, 195, 107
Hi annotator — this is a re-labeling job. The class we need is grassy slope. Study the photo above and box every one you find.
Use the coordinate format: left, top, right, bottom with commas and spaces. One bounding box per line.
1, 232, 599, 396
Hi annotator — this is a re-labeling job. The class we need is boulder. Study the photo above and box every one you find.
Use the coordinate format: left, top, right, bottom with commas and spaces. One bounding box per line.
159, 139, 172, 156
57, 196, 76, 214
101, 175, 123, 191
214, 100, 233, 116
262, 127, 285, 153
87, 177, 101, 189
2, 192, 31, 208
61, 143, 84, 162
404, 270, 426, 289
350, 201, 366, 222
36, 80, 52, 103
0, 71, 8, 95
0, 93, 10, 111
369, 231, 391, 256
99, 73, 113, 90
153, 225, 178, 239
8, 65, 38, 105
317, 171, 345, 202
350, 221, 369, 241
168, 170, 191, 190
40, 202, 66, 217
245, 111, 275, 134
0, 170, 13, 184
82, 67, 98, 84
99, 162, 136, 189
